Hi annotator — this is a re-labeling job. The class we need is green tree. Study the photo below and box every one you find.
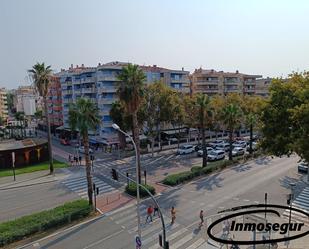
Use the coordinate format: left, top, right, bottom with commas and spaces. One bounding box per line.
28, 63, 54, 174
170, 93, 185, 149
117, 64, 146, 183
110, 101, 132, 149
221, 103, 243, 160
261, 72, 309, 165
196, 94, 212, 167
6, 92, 14, 112
68, 98, 100, 205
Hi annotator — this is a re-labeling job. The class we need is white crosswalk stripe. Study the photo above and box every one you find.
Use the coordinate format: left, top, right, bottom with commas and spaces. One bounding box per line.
107, 204, 208, 249
61, 176, 116, 199
283, 186, 309, 224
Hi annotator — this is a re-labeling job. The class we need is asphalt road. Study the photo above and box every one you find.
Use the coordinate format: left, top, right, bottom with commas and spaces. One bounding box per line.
17, 155, 305, 249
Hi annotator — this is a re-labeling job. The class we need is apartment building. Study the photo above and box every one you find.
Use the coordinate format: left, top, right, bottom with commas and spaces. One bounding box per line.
191, 68, 264, 96
47, 76, 63, 132
0, 88, 8, 121
255, 77, 272, 97
14, 86, 43, 116
58, 62, 190, 142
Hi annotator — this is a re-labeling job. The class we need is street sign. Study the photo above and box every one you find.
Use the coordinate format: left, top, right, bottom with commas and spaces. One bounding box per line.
135, 236, 142, 249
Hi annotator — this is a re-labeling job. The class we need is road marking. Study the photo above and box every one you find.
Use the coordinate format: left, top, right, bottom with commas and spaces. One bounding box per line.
171, 233, 193, 249
165, 154, 174, 161
233, 197, 240, 201
254, 201, 259, 204
218, 206, 225, 209
243, 199, 250, 202
33, 242, 40, 247
82, 229, 123, 249
175, 155, 180, 159
148, 156, 165, 165
186, 238, 205, 249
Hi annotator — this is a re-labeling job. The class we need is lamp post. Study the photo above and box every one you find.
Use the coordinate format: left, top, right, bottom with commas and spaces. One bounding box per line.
112, 123, 141, 239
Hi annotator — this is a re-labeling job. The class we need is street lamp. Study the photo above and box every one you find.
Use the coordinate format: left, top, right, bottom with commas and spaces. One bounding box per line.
112, 123, 141, 239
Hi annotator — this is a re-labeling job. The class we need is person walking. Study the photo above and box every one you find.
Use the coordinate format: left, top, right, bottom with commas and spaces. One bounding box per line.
171, 207, 176, 225
79, 156, 82, 166
154, 204, 160, 218
146, 205, 153, 223
74, 156, 78, 166
199, 210, 204, 227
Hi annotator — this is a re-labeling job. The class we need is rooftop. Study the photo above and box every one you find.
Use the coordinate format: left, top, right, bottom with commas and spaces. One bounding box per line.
0, 138, 47, 152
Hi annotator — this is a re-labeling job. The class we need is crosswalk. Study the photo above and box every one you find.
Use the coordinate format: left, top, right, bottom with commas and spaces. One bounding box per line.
283, 186, 309, 224
61, 176, 116, 199
107, 204, 210, 249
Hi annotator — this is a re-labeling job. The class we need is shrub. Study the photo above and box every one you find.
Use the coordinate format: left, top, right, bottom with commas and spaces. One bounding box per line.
162, 171, 194, 186
0, 200, 92, 247
125, 183, 156, 198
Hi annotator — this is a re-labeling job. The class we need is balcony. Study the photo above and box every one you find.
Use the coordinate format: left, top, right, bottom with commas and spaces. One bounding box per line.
81, 88, 96, 94
80, 77, 96, 84
98, 87, 116, 93
62, 90, 73, 95
102, 121, 113, 127
74, 89, 82, 94
97, 75, 119, 81
63, 99, 73, 104
200, 88, 219, 93
244, 88, 256, 93
99, 109, 110, 116
99, 98, 115, 105
224, 88, 239, 93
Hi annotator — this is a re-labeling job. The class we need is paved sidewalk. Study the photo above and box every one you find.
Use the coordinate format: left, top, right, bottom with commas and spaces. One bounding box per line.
0, 168, 71, 190
96, 191, 134, 213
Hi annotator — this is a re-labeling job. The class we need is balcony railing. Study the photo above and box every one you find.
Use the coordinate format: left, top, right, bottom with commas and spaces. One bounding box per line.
81, 88, 96, 94
98, 87, 116, 93
97, 75, 119, 81
99, 98, 115, 104
80, 77, 96, 83
63, 90, 73, 95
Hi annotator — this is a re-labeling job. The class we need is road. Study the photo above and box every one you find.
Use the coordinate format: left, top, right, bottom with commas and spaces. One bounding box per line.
18, 155, 305, 249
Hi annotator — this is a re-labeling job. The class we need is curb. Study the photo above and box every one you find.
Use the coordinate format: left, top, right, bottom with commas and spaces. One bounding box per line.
0, 179, 57, 191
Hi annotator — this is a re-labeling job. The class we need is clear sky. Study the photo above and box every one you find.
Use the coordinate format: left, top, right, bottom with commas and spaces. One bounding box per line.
1, 0, 309, 89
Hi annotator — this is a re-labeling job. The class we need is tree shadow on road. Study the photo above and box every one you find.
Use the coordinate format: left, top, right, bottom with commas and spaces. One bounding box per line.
231, 163, 253, 172
191, 173, 224, 191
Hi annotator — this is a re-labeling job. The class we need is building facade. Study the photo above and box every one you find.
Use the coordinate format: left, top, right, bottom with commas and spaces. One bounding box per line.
255, 77, 272, 97
47, 76, 63, 132
191, 68, 264, 96
58, 62, 190, 142
14, 86, 39, 116
0, 88, 8, 121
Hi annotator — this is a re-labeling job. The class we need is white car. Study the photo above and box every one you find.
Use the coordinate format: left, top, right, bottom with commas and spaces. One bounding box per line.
246, 142, 258, 151
232, 147, 245, 156
78, 146, 94, 154
233, 141, 247, 148
177, 144, 195, 155
298, 161, 308, 173
215, 142, 231, 152
209, 140, 225, 148
207, 150, 225, 161
197, 147, 214, 157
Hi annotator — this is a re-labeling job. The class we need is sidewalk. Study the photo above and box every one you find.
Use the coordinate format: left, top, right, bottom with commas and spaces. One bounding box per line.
0, 168, 71, 190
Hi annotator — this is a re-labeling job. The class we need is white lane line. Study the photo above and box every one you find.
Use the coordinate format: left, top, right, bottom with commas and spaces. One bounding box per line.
186, 238, 205, 249
175, 155, 180, 159
243, 199, 250, 202
165, 154, 174, 161
148, 156, 165, 165
171, 233, 194, 249
233, 197, 240, 201
82, 229, 123, 249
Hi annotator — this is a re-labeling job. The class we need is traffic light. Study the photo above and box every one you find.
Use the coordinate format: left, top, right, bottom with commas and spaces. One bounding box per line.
111, 169, 118, 181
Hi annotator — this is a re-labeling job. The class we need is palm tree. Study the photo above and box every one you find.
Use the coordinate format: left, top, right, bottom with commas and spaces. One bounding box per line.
68, 98, 100, 205
246, 113, 257, 154
221, 103, 243, 160
117, 64, 146, 184
196, 94, 212, 167
28, 63, 54, 173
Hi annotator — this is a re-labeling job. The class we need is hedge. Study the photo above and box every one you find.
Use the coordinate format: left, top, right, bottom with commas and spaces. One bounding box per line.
125, 183, 156, 198
0, 200, 92, 246
162, 159, 237, 186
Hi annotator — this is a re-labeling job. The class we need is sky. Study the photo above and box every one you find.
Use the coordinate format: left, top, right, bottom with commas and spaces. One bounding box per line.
1, 0, 309, 89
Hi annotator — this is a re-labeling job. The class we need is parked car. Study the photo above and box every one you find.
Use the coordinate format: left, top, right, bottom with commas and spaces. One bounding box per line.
298, 161, 308, 173
195, 144, 202, 151
78, 146, 94, 154
177, 144, 195, 155
207, 150, 225, 161
197, 147, 214, 157
232, 141, 247, 148
209, 140, 225, 148
60, 138, 70, 146
232, 147, 245, 156
215, 142, 230, 152
246, 142, 258, 151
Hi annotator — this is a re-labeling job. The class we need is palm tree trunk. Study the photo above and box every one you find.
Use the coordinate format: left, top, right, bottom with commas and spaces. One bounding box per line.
229, 130, 233, 160
44, 98, 54, 174
132, 112, 141, 184
83, 132, 93, 206
202, 126, 207, 167
151, 137, 154, 157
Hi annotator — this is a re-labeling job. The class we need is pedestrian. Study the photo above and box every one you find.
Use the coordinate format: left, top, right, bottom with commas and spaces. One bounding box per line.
74, 156, 78, 166
199, 210, 204, 226
79, 156, 82, 166
68, 154, 71, 163
146, 205, 153, 223
154, 204, 160, 218
171, 207, 176, 225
